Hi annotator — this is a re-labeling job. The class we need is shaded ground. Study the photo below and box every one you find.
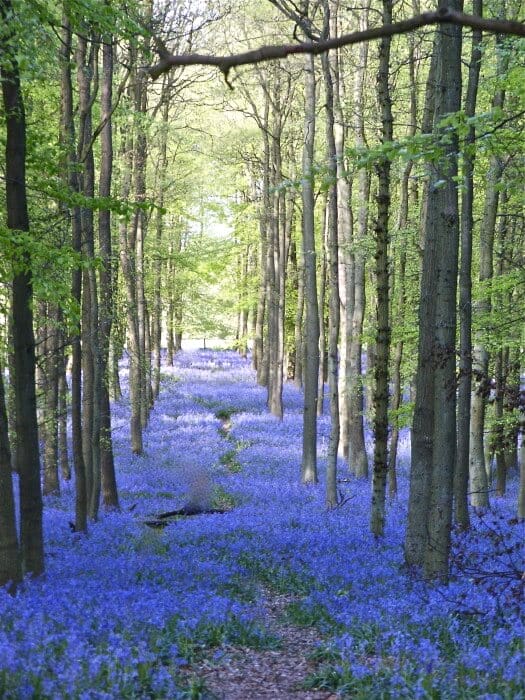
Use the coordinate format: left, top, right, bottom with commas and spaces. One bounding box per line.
0, 350, 521, 699
183, 591, 337, 699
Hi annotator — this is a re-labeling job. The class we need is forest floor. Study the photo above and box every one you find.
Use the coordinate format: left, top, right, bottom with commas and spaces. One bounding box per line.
1, 349, 523, 699
181, 589, 337, 699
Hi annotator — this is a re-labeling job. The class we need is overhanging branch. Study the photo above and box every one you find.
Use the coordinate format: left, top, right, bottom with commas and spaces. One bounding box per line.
148, 8, 525, 80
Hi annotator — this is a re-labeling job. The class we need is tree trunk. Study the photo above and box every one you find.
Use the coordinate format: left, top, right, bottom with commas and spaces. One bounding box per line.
42, 304, 60, 496
255, 95, 271, 386
422, 0, 463, 580
317, 206, 328, 418
1, 0, 44, 574
119, 95, 143, 453
469, 34, 508, 509
293, 240, 305, 388
454, 0, 482, 529
98, 28, 119, 512
404, 41, 439, 569
371, 0, 393, 537
133, 96, 150, 430
0, 366, 21, 590
347, 14, 370, 478
77, 34, 102, 519
518, 353, 525, 518
388, 20, 418, 496
58, 345, 70, 481
330, 3, 354, 463
321, 4, 340, 508
301, 51, 320, 484
60, 10, 87, 533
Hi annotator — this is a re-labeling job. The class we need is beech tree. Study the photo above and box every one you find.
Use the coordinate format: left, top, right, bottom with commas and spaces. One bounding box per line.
405, 0, 463, 579
0, 0, 44, 576
1, 0, 523, 588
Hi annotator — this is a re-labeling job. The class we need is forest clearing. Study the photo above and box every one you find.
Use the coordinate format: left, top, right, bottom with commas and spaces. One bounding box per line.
1, 0, 524, 697
1, 349, 523, 698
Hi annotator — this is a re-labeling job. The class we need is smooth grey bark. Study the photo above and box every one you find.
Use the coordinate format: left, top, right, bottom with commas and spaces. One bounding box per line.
98, 29, 119, 512
267, 84, 291, 419
422, 0, 463, 580
317, 199, 328, 418
42, 304, 60, 496
293, 240, 305, 388
77, 34, 101, 519
330, 2, 354, 462
110, 324, 123, 400
132, 55, 151, 431
57, 345, 70, 481
404, 41, 439, 569
321, 1, 340, 508
347, 12, 370, 478
265, 69, 294, 419
493, 347, 506, 496
166, 234, 183, 366
60, 9, 87, 533
454, 0, 482, 529
255, 95, 271, 387
118, 61, 143, 455
469, 32, 508, 509
301, 51, 320, 484
152, 100, 169, 399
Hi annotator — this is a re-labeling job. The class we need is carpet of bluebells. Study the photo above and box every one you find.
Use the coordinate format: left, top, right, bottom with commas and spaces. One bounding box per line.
1, 349, 523, 699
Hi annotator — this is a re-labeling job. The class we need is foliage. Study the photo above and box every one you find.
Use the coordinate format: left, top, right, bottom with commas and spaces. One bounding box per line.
0, 351, 522, 698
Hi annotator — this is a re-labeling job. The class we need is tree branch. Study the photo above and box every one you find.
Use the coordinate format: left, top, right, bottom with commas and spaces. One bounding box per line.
148, 8, 525, 80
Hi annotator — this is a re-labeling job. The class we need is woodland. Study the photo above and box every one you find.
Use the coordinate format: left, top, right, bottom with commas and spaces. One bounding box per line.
0, 0, 524, 697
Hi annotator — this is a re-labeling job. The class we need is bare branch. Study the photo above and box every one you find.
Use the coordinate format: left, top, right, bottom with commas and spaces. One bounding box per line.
148, 8, 525, 80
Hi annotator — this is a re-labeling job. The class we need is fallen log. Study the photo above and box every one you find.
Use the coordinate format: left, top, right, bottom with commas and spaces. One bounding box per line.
141, 505, 229, 529
158, 506, 227, 518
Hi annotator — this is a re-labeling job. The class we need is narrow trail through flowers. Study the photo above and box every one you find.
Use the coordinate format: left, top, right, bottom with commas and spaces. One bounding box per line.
182, 588, 336, 699
140, 383, 335, 696
0, 349, 522, 699
178, 408, 336, 699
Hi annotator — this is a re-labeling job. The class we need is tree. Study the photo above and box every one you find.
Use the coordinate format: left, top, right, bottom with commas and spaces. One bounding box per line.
0, 0, 44, 576
0, 365, 21, 590
469, 29, 509, 510
60, 6, 88, 533
405, 0, 463, 579
455, 0, 482, 530
371, 0, 393, 536
301, 49, 320, 484
98, 17, 119, 512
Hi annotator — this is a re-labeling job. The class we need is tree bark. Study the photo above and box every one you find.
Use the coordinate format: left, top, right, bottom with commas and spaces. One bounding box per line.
469, 31, 508, 510
301, 51, 320, 484
423, 0, 463, 580
1, 0, 44, 575
330, 2, 354, 463
347, 11, 370, 478
119, 70, 143, 454
0, 366, 21, 590
371, 0, 393, 537
454, 0, 482, 529
60, 9, 87, 533
77, 34, 102, 519
404, 41, 439, 569
321, 1, 340, 508
42, 304, 60, 496
98, 27, 119, 512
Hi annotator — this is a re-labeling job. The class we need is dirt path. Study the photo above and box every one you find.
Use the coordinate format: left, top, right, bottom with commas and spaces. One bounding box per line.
179, 411, 336, 698
184, 592, 336, 699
